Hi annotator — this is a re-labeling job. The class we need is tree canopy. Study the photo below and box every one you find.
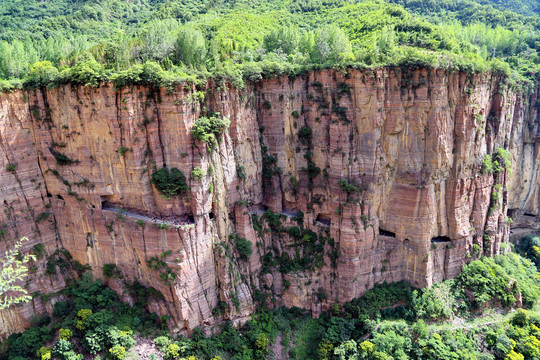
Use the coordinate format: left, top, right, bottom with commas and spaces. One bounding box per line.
0, 0, 538, 90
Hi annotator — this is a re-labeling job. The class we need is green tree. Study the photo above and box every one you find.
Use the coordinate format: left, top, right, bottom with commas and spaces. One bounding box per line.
334, 339, 359, 360
68, 53, 104, 87
174, 27, 207, 68
0, 237, 36, 310
25, 61, 59, 88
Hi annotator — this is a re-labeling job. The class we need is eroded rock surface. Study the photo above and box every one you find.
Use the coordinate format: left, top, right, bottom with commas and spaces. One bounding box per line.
0, 68, 537, 338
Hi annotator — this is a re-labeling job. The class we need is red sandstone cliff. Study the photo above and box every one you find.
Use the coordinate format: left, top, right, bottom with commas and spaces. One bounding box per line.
0, 68, 537, 338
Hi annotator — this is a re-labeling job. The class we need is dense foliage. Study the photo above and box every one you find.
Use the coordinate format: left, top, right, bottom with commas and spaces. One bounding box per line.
0, 236, 538, 360
151, 167, 189, 198
191, 114, 231, 151
515, 234, 540, 268
0, 0, 539, 91
0, 274, 163, 360
4, 248, 539, 360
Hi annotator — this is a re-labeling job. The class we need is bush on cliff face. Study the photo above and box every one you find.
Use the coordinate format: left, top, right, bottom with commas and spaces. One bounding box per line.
230, 233, 253, 260
151, 167, 189, 198
493, 147, 512, 174
191, 114, 231, 151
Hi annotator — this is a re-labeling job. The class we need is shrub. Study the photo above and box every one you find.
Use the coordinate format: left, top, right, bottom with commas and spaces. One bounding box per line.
85, 310, 114, 329
231, 234, 253, 260
191, 114, 230, 151
6, 163, 17, 172
52, 339, 73, 359
58, 328, 73, 340
298, 125, 312, 145
116, 146, 130, 156
165, 343, 181, 359
482, 154, 493, 174
516, 235, 540, 267
53, 301, 70, 317
237, 165, 246, 180
75, 309, 92, 330
109, 345, 126, 360
25, 61, 60, 88
493, 147, 512, 174
109, 328, 135, 348
255, 333, 270, 354
36, 346, 52, 360
191, 166, 205, 181
53, 151, 76, 165
333, 339, 358, 360
36, 212, 50, 223
343, 281, 413, 319
338, 179, 361, 193
68, 53, 104, 87
153, 336, 172, 352
32, 243, 46, 259
102, 264, 121, 279
151, 167, 189, 198
83, 326, 108, 354
412, 280, 458, 320
512, 309, 530, 327
111, 62, 166, 88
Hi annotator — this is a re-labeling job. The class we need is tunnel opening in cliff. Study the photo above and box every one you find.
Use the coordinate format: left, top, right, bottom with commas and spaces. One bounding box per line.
316, 214, 331, 226
508, 208, 519, 218
431, 236, 451, 243
101, 196, 113, 210
379, 229, 396, 238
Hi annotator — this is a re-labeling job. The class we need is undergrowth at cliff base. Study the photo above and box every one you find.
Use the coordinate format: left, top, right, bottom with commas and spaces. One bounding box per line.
3, 249, 540, 360
0, 275, 165, 360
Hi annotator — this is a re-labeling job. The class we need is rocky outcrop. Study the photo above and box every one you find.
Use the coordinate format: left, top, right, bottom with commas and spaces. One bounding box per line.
0, 68, 537, 338
508, 82, 540, 226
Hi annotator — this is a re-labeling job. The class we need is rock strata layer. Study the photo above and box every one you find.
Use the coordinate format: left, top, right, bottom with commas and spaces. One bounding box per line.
0, 68, 538, 338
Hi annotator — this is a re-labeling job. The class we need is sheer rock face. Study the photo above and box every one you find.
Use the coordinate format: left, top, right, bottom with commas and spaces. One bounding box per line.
0, 68, 537, 338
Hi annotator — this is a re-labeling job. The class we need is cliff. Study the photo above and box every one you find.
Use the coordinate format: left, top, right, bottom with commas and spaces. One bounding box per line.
0, 68, 538, 338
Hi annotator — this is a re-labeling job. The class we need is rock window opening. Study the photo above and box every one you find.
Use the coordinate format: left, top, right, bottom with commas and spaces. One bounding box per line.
379, 229, 396, 238
431, 236, 451, 243
316, 214, 331, 226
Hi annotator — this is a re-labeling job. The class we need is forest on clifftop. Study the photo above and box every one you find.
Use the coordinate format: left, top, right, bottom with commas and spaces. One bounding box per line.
0, 0, 539, 91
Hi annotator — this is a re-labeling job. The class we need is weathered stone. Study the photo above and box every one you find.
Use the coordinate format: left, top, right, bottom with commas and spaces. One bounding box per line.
0, 68, 537, 338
